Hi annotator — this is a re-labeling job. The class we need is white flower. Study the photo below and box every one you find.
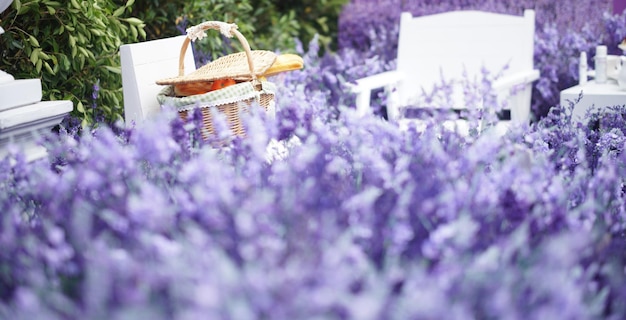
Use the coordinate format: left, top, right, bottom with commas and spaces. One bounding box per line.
219, 22, 237, 38
186, 22, 238, 42
186, 25, 207, 42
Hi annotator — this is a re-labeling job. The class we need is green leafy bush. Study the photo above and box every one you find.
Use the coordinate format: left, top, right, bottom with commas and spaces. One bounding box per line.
132, 0, 347, 60
131, 0, 297, 62
0, 0, 144, 126
177, 0, 274, 62
267, 0, 349, 51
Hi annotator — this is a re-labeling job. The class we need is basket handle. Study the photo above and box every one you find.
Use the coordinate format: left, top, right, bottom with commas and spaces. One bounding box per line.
179, 21, 257, 80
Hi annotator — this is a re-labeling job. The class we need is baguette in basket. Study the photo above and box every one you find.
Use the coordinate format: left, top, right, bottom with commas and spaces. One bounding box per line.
155, 21, 303, 137
173, 53, 303, 97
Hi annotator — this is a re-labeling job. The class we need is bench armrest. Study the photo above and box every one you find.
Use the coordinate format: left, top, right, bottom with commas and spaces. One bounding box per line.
492, 69, 540, 91
350, 70, 405, 93
492, 69, 539, 124
348, 71, 405, 117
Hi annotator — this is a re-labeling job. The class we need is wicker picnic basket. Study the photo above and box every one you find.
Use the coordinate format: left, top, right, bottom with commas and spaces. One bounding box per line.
156, 21, 277, 137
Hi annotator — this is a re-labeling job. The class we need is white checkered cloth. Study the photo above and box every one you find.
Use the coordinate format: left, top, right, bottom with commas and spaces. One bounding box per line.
157, 80, 276, 111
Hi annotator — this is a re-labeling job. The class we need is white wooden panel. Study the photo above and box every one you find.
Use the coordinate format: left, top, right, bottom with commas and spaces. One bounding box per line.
0, 100, 72, 130
560, 81, 626, 123
0, 78, 42, 111
396, 10, 535, 107
121, 35, 196, 125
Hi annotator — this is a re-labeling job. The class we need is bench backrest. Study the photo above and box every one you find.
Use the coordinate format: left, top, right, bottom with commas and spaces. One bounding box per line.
120, 35, 196, 125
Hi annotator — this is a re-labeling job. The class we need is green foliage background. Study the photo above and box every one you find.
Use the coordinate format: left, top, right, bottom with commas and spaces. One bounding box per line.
132, 0, 348, 59
0, 0, 348, 126
0, 0, 145, 126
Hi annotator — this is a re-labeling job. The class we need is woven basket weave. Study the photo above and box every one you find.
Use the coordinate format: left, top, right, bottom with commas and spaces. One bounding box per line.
156, 21, 276, 138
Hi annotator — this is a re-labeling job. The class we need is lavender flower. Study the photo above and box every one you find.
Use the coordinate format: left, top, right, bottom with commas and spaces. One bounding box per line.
2, 2, 626, 318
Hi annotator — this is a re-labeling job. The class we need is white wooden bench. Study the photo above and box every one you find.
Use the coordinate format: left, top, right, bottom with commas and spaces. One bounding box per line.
351, 10, 540, 135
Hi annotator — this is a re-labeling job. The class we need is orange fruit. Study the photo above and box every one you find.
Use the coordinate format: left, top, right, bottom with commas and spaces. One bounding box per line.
210, 78, 236, 91
174, 81, 212, 96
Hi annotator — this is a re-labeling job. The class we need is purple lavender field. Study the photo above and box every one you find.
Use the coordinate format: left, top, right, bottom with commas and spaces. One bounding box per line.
2, 1, 626, 319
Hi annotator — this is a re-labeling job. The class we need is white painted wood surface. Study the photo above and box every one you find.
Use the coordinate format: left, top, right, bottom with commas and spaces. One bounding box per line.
0, 100, 73, 161
0, 0, 12, 14
560, 80, 626, 123
0, 100, 72, 130
352, 9, 539, 128
120, 35, 196, 126
0, 78, 42, 111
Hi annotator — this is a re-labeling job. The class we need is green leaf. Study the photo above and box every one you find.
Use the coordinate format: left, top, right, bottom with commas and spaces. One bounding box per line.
29, 35, 40, 47
44, 61, 54, 74
104, 66, 121, 74
77, 46, 89, 58
123, 17, 144, 26
30, 48, 41, 65
17, 3, 30, 15
69, 0, 80, 10
112, 6, 125, 17
138, 28, 146, 40
129, 24, 137, 39
10, 40, 24, 50
76, 101, 85, 113
91, 29, 104, 37
39, 50, 51, 60
61, 55, 70, 70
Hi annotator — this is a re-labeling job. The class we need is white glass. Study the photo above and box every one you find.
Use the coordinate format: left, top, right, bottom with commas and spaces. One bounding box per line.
619, 56, 626, 90
595, 45, 608, 84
